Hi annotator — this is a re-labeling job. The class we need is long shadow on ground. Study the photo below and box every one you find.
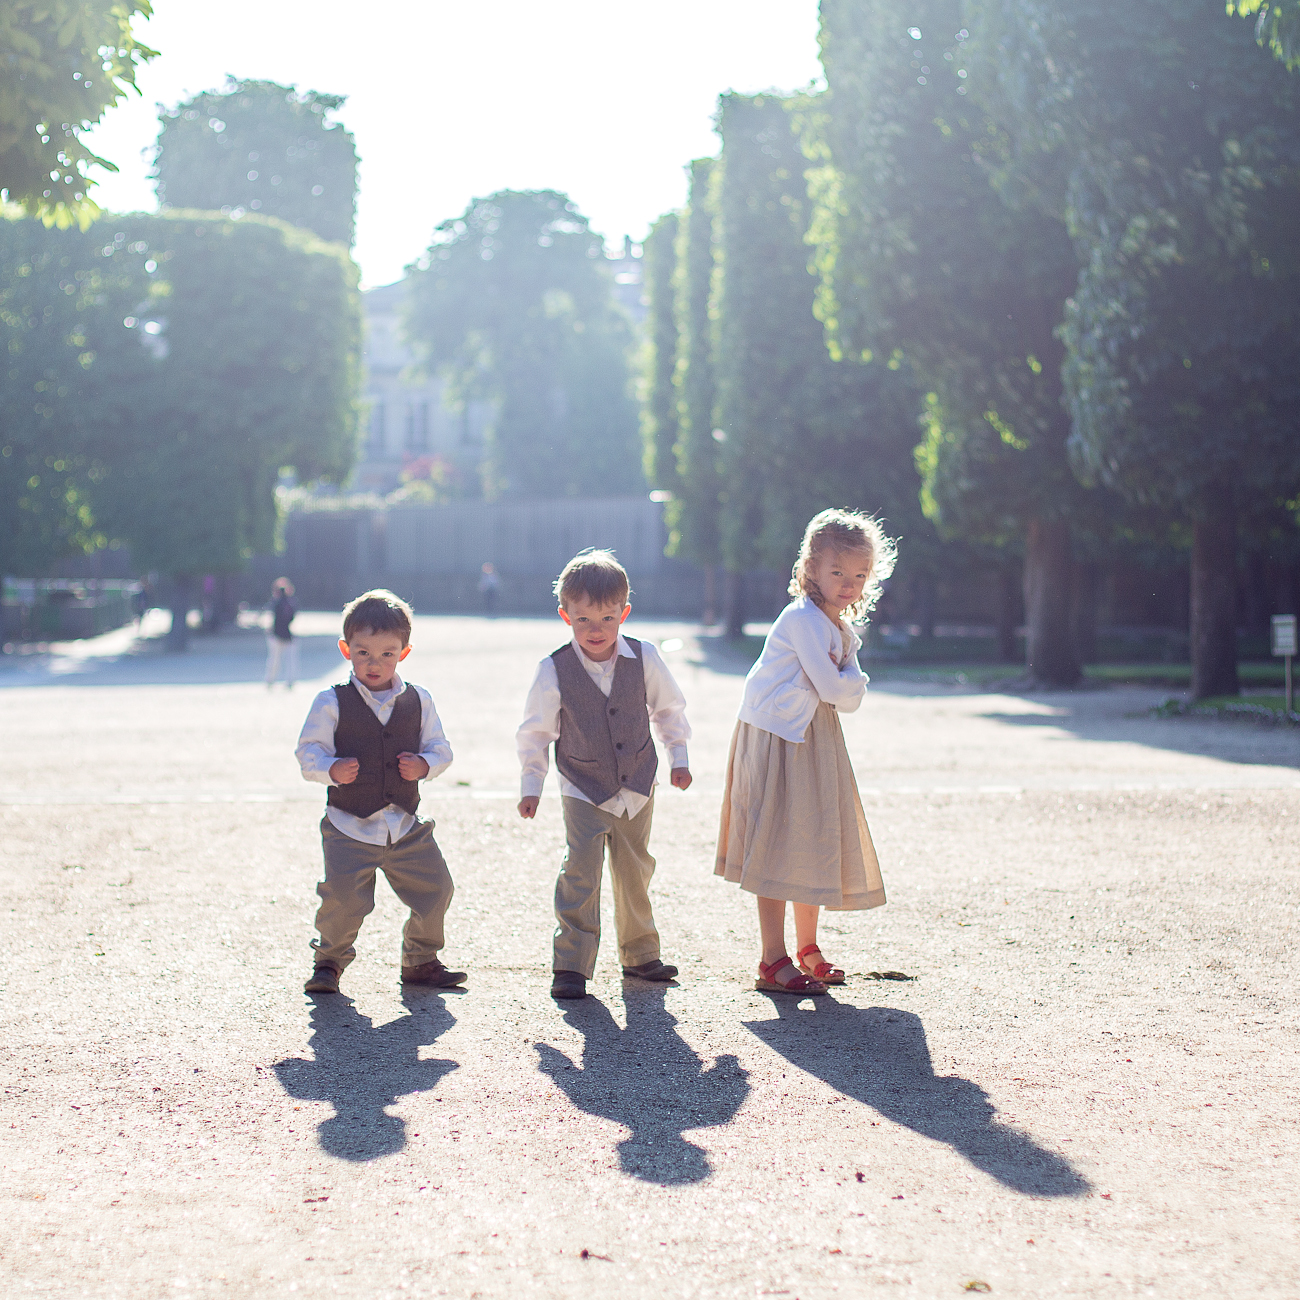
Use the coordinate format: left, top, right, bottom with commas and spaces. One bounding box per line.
274, 990, 459, 1161
536, 982, 749, 1185
746, 998, 1089, 1197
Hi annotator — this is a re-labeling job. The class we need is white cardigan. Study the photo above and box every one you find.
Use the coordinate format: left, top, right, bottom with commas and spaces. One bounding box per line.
737, 596, 867, 743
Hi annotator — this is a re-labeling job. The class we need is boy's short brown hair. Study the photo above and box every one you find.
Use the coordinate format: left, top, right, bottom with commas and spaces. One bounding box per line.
342, 589, 414, 645
553, 549, 630, 610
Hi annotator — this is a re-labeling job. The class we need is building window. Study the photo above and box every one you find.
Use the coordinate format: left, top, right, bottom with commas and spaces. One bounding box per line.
369, 401, 386, 453
407, 401, 430, 451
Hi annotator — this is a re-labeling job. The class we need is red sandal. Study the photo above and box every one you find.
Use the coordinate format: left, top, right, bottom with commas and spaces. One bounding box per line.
797, 944, 845, 985
756, 955, 827, 995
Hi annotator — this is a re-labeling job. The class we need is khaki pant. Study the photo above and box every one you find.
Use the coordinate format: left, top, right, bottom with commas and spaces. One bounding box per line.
312, 816, 453, 971
553, 795, 660, 977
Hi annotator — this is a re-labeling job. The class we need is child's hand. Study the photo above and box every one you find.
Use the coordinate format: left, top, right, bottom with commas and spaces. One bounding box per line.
670, 767, 692, 790
518, 796, 540, 819
329, 757, 360, 784
397, 752, 430, 781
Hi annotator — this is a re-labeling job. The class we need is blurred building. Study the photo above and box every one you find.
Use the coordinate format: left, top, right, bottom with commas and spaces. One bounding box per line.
352, 281, 490, 495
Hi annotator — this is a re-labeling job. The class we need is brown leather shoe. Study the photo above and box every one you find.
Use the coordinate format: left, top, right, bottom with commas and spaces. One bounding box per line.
622, 959, 679, 982
550, 970, 587, 999
304, 964, 341, 994
401, 959, 467, 988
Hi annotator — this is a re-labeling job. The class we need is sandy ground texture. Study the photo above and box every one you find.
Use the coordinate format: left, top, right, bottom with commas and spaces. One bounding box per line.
2, 612, 1298, 1300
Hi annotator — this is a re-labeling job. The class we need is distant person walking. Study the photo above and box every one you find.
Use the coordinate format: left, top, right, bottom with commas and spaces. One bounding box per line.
266, 578, 298, 688
478, 562, 501, 617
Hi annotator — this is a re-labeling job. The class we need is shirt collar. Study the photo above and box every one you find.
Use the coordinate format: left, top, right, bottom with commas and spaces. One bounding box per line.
351, 670, 404, 703
571, 632, 634, 665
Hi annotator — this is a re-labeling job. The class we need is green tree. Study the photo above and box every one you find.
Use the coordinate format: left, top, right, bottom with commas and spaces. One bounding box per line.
969, 0, 1300, 696
1, 211, 359, 645
666, 158, 725, 619
640, 211, 680, 492
0, 215, 152, 575
89, 211, 361, 645
404, 189, 642, 500
810, 0, 1089, 685
0, 0, 156, 224
153, 80, 358, 246
711, 92, 942, 636
1227, 0, 1300, 66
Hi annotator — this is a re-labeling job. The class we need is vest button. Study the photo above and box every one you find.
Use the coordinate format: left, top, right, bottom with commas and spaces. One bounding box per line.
615, 742, 623, 750
608, 707, 617, 715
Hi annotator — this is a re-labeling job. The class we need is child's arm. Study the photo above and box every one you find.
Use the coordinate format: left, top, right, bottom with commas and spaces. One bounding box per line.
516, 658, 561, 818
398, 687, 454, 782
787, 613, 867, 713
295, 690, 356, 784
641, 642, 692, 790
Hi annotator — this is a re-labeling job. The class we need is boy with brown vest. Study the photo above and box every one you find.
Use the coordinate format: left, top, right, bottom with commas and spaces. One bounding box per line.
295, 589, 466, 995
517, 550, 693, 999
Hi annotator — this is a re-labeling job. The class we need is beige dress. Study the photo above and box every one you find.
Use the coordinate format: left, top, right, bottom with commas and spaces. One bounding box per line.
714, 625, 885, 911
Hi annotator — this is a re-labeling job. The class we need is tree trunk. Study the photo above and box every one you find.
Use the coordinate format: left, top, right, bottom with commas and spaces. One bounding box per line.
723, 569, 745, 639
1070, 560, 1101, 666
1190, 500, 1239, 700
210, 572, 238, 631
1023, 518, 1079, 686
996, 563, 1021, 663
166, 575, 192, 652
701, 565, 718, 627
912, 570, 937, 640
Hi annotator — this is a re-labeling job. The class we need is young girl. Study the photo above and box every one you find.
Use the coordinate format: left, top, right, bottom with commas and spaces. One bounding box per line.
715, 508, 896, 994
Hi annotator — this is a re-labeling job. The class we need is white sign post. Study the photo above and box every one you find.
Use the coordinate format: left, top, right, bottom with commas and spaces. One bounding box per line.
1272, 614, 1297, 717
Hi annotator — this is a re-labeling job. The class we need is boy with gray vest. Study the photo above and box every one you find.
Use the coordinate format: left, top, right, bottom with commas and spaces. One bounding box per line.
295, 589, 466, 995
517, 550, 692, 999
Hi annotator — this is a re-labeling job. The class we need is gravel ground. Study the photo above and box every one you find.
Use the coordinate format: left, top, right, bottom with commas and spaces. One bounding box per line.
2, 613, 1298, 1299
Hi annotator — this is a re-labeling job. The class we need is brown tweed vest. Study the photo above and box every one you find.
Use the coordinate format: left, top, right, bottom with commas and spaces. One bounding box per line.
326, 681, 422, 818
551, 638, 657, 807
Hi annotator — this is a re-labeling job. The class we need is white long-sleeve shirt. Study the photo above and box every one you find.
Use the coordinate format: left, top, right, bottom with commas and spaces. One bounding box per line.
296, 672, 453, 845
738, 596, 867, 743
517, 634, 691, 819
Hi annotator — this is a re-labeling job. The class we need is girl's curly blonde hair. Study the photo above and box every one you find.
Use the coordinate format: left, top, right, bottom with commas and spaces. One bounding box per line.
789, 508, 898, 623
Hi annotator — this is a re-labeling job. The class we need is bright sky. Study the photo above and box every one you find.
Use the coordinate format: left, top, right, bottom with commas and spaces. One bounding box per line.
83, 1, 824, 288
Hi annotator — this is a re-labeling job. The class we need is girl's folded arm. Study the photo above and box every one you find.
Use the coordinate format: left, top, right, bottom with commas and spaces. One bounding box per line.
786, 614, 867, 712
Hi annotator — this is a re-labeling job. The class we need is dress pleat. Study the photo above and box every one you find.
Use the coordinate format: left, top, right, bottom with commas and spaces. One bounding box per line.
714, 701, 885, 911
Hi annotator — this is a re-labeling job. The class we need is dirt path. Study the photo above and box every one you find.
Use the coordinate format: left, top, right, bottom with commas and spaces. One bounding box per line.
2, 615, 1297, 1298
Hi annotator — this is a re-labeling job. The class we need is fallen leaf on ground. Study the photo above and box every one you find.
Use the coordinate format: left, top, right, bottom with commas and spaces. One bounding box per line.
866, 971, 915, 981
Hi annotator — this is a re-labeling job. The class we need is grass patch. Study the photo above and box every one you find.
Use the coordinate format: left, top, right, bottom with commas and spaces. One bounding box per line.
1152, 693, 1298, 724
867, 663, 1021, 687
1085, 662, 1286, 686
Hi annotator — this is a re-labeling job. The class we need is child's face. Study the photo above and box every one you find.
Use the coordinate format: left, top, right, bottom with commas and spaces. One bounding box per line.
811, 548, 872, 614
559, 595, 630, 662
339, 627, 411, 691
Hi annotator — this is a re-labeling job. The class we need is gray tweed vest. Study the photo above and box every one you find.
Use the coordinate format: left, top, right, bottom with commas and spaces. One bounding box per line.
551, 638, 657, 806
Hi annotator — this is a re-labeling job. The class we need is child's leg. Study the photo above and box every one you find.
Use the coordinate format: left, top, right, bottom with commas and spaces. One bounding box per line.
793, 901, 845, 982
793, 902, 821, 953
312, 817, 381, 970
553, 797, 611, 978
379, 820, 454, 969
265, 634, 283, 685
605, 795, 661, 969
757, 896, 789, 965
